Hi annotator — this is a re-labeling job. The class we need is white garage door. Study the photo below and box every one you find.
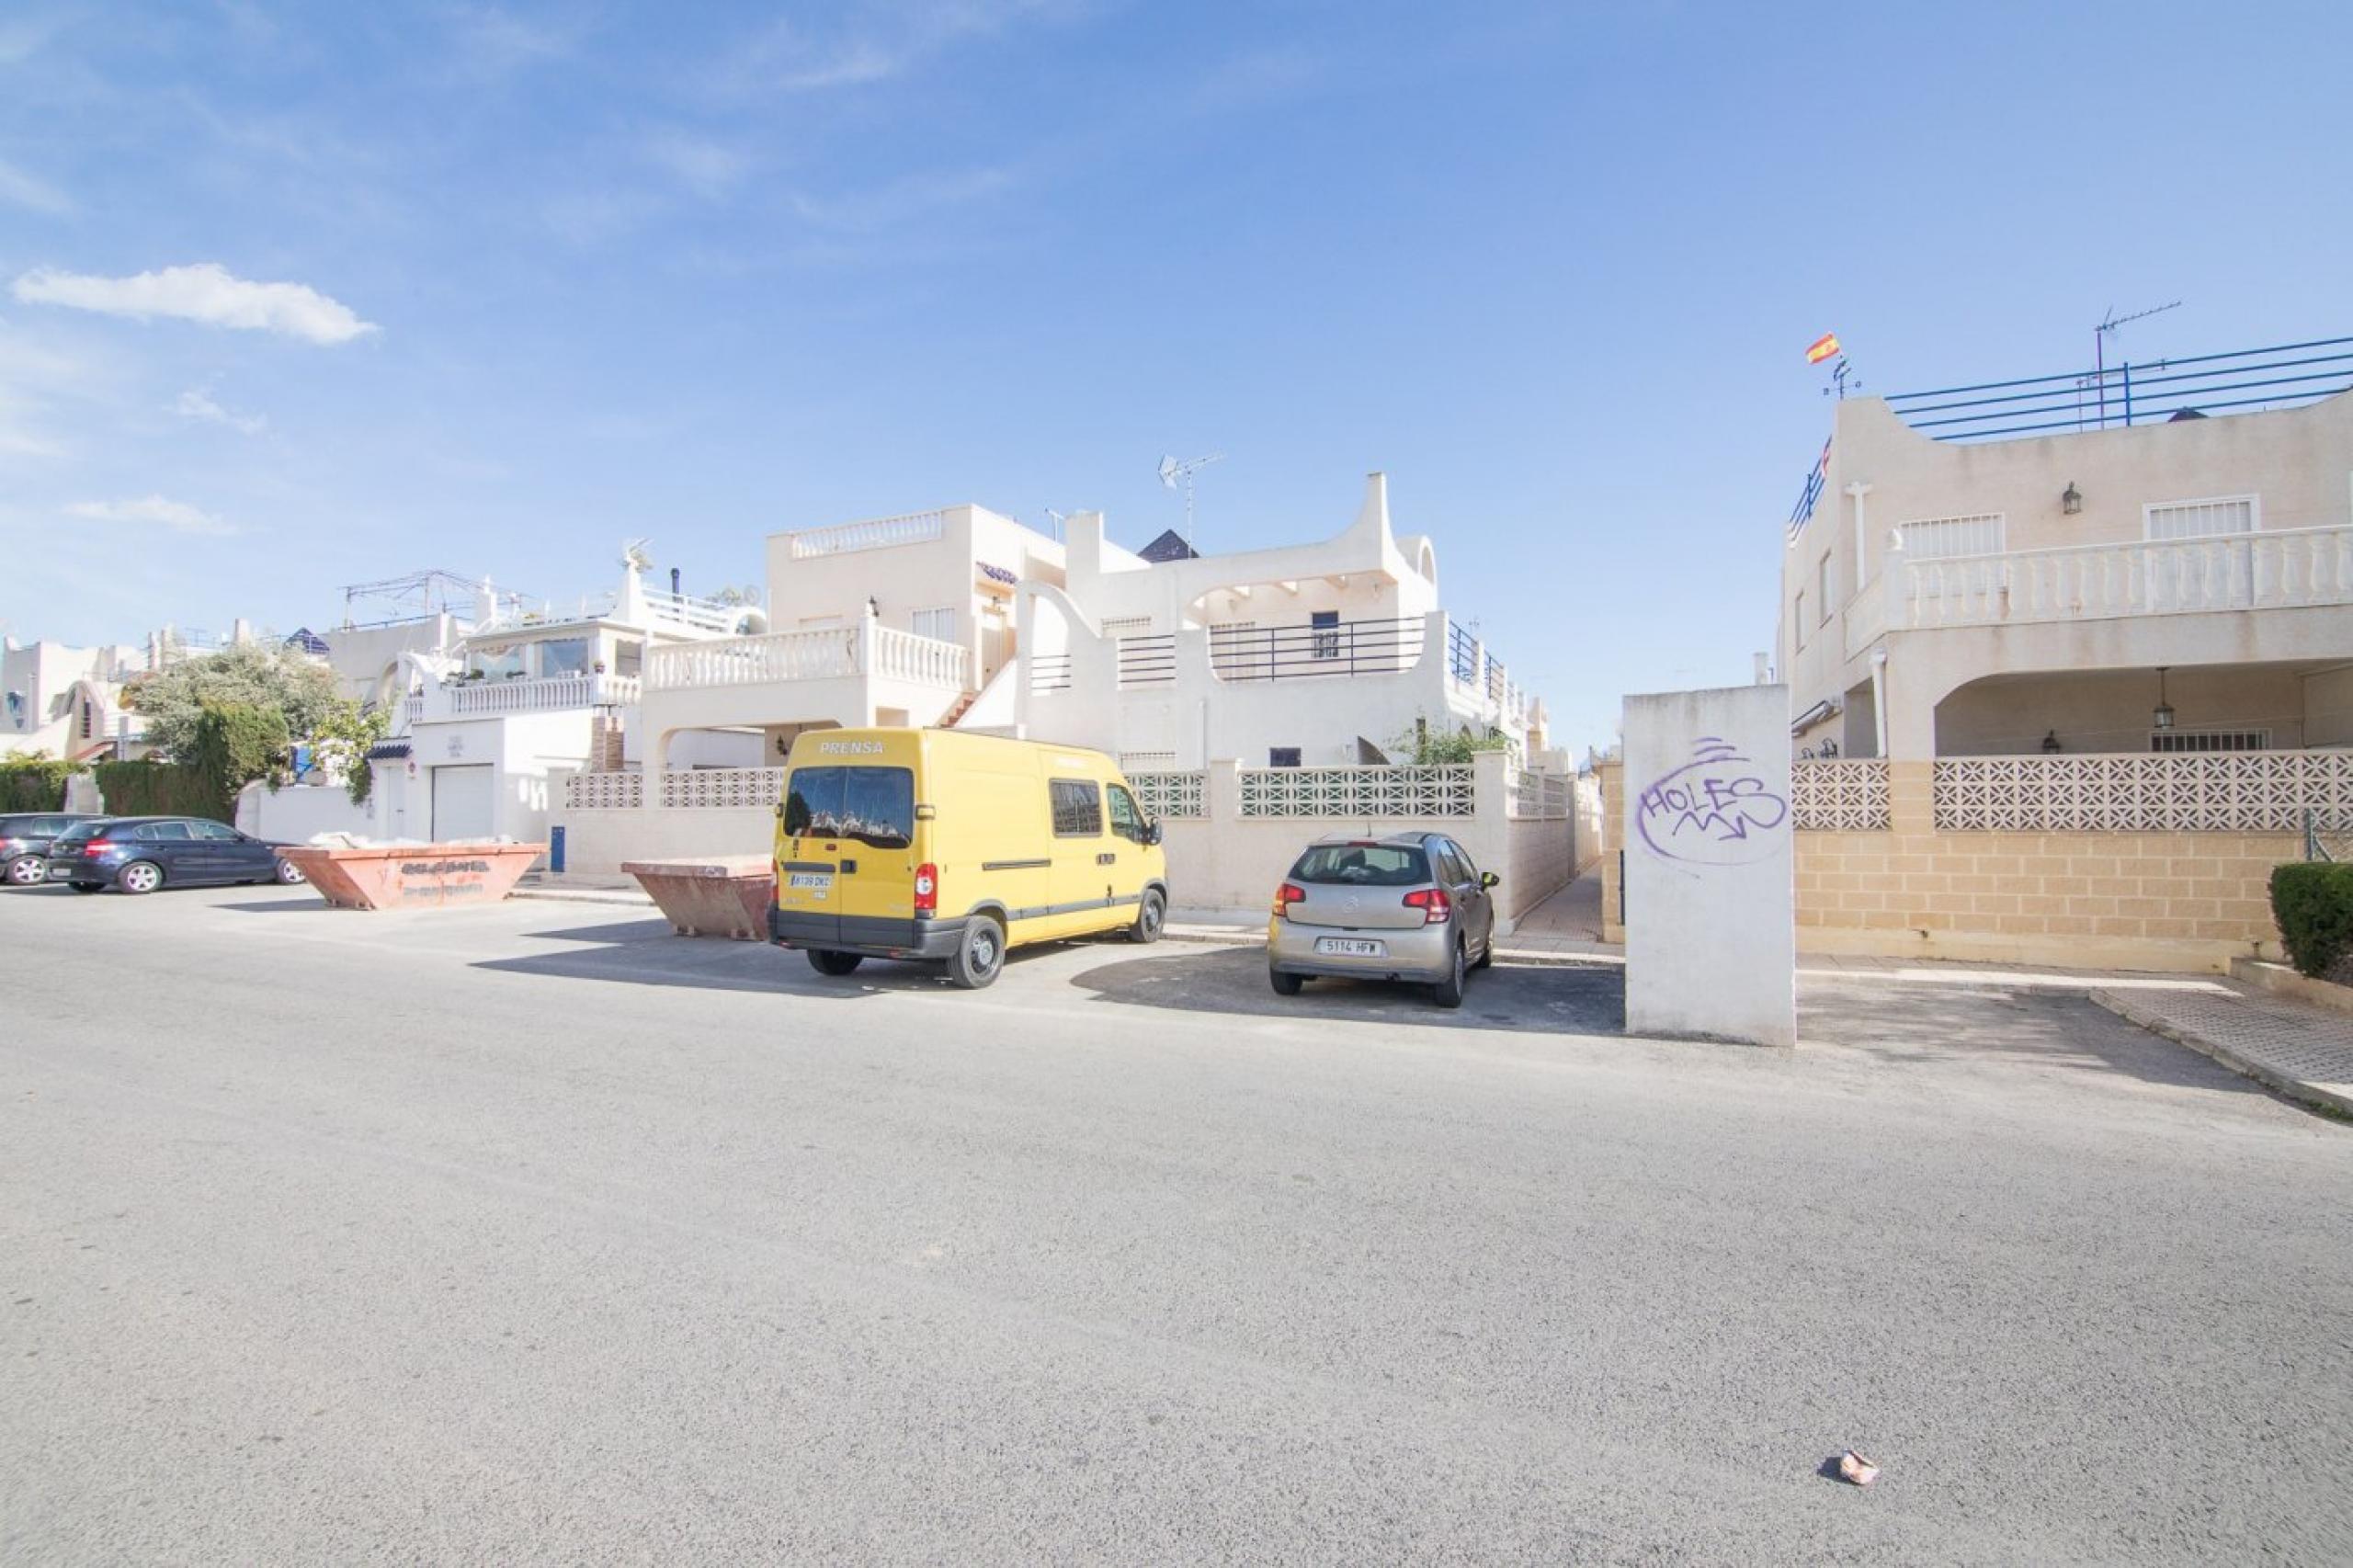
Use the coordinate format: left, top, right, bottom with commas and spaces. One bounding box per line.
430, 764, 495, 841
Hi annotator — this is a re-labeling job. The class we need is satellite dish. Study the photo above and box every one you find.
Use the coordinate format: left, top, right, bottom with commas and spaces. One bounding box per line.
1156, 455, 1179, 490
620, 537, 654, 572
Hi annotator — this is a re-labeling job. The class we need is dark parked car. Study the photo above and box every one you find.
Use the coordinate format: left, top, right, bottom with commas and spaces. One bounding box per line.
2, 812, 98, 885
43, 817, 308, 894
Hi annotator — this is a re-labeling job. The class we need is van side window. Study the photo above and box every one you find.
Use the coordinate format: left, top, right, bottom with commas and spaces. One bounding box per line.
1049, 778, 1102, 837
1106, 784, 1143, 843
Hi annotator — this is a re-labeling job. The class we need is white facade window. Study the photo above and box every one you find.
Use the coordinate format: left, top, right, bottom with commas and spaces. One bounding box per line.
911, 607, 957, 642
1815, 555, 1832, 620
2151, 728, 2268, 753
1895, 513, 2006, 560
1099, 616, 1153, 638
2143, 494, 2257, 540
1793, 591, 1806, 648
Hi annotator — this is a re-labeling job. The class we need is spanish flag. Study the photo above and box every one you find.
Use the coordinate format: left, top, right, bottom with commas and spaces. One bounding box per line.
1805, 332, 1841, 365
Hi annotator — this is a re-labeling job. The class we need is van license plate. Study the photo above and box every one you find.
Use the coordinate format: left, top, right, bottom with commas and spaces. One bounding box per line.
787, 872, 834, 894
1316, 938, 1383, 957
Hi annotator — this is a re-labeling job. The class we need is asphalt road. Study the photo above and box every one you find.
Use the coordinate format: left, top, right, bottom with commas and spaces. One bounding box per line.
4, 883, 2349, 1564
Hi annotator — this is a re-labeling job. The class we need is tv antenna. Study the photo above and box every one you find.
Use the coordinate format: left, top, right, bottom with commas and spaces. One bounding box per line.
620, 537, 654, 573
1156, 452, 1223, 551
1042, 507, 1068, 543
2092, 300, 2181, 427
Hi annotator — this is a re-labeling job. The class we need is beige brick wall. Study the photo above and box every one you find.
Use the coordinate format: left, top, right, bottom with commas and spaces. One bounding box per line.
1598, 758, 2293, 972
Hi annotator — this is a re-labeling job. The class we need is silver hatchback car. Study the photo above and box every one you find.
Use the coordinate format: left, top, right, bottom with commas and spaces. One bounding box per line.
1267, 832, 1499, 1008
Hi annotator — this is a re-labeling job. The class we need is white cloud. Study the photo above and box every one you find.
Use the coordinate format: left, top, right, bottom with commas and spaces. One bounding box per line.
65, 495, 238, 537
0, 156, 71, 215
174, 385, 268, 436
735, 1, 1080, 93
12, 263, 378, 346
643, 131, 751, 200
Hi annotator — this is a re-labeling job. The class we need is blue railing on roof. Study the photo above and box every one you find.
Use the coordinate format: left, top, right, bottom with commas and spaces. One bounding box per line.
1885, 335, 2353, 442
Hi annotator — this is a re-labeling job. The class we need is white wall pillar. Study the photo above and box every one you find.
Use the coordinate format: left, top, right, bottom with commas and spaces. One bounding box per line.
1621, 686, 1795, 1048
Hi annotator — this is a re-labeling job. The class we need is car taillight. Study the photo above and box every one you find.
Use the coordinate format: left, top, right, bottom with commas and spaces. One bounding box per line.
1273, 881, 1306, 917
1403, 887, 1452, 925
81, 840, 109, 856
914, 863, 938, 915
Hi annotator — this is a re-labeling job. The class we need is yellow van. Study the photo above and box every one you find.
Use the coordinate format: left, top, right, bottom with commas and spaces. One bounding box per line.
769, 728, 1170, 988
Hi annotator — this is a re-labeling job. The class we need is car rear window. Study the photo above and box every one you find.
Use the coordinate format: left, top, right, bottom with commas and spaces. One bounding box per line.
782, 766, 915, 849
1289, 844, 1431, 886
51, 821, 109, 845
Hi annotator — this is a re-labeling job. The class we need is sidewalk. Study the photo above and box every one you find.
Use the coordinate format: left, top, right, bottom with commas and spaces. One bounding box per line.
2094, 983, 2353, 1119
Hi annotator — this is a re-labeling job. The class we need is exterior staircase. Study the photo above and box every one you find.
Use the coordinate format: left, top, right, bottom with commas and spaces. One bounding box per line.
938, 687, 981, 728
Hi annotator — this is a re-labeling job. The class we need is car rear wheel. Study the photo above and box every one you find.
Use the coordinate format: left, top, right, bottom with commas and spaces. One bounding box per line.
274, 858, 307, 885
6, 854, 44, 886
1431, 939, 1468, 1009
118, 860, 164, 896
948, 915, 1005, 990
1268, 967, 1303, 996
807, 949, 864, 977
1130, 888, 1165, 944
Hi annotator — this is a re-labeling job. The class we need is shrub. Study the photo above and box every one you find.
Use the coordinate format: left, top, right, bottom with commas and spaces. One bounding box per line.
126, 641, 336, 758
0, 755, 81, 812
2269, 862, 2353, 980
189, 700, 290, 807
91, 760, 228, 822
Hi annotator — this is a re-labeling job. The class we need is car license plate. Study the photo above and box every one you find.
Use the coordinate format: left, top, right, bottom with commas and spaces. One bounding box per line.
1316, 937, 1383, 957
786, 872, 834, 895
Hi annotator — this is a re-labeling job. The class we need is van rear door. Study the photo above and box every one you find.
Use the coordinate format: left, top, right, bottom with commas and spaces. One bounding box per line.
778, 763, 921, 949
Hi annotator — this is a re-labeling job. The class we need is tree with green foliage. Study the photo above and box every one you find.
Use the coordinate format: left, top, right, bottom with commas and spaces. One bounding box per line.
1387, 713, 1518, 765
189, 700, 290, 813
310, 699, 392, 805
128, 642, 338, 759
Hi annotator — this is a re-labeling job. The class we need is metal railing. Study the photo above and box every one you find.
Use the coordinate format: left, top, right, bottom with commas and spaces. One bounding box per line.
1209, 617, 1425, 682
781, 510, 948, 560
1886, 335, 2353, 443
1895, 524, 2353, 629
1029, 653, 1073, 694
1117, 634, 1176, 687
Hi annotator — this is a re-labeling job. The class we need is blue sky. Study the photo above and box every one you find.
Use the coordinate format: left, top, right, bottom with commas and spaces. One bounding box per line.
2, 1, 2347, 748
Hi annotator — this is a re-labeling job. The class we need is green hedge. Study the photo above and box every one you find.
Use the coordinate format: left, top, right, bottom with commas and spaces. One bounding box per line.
91, 760, 231, 824
0, 757, 80, 812
2269, 863, 2353, 980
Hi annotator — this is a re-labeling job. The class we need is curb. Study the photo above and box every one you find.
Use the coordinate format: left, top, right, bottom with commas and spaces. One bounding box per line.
2092, 988, 2353, 1120
1162, 926, 1620, 969
510, 888, 659, 909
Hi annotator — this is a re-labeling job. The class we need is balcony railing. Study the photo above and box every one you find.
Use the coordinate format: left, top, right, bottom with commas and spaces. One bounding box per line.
1209, 617, 1425, 681
413, 672, 642, 721
642, 624, 967, 693
782, 510, 948, 560
1886, 334, 2353, 443
1894, 524, 2353, 630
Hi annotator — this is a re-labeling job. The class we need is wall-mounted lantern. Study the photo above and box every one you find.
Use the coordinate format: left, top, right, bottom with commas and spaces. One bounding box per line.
2040, 729, 2063, 754
2152, 666, 2175, 732
2061, 482, 2082, 515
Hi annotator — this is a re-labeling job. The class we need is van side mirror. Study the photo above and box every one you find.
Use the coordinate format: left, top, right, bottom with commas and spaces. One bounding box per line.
1481, 870, 1500, 890
1146, 821, 1163, 846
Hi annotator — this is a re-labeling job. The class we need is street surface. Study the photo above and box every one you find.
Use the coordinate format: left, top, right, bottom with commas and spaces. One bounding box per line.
4, 884, 2349, 1563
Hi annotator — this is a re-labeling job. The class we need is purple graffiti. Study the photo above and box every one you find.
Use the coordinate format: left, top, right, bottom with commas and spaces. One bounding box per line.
1635, 737, 1789, 866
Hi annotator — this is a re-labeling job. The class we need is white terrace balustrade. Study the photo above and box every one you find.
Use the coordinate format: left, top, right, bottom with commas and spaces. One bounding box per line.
781, 510, 948, 560
1891, 523, 2353, 631
642, 623, 971, 694
414, 671, 642, 721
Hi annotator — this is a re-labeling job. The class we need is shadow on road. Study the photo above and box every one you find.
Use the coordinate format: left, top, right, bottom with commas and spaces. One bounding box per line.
1069, 945, 1630, 1036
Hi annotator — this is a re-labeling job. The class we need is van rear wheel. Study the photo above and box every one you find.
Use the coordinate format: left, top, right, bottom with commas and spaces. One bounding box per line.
807, 949, 864, 977
948, 915, 1005, 990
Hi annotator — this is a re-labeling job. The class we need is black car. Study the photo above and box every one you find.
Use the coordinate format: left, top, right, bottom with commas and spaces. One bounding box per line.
43, 816, 308, 894
3, 812, 99, 886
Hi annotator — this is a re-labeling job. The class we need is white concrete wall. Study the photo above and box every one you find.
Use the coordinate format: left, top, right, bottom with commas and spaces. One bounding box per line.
237, 781, 382, 841
553, 805, 773, 875
1622, 687, 1795, 1048
377, 709, 590, 852
321, 615, 463, 708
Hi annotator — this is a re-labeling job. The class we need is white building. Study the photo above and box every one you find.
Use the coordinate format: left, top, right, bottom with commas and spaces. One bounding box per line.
2, 635, 152, 761
366, 566, 759, 845
1019, 472, 1543, 769
1780, 347, 2353, 760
